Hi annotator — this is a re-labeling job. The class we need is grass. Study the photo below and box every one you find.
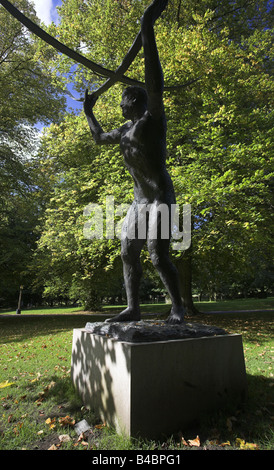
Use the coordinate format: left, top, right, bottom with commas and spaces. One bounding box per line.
0, 306, 84, 315
0, 299, 273, 451
2, 295, 274, 316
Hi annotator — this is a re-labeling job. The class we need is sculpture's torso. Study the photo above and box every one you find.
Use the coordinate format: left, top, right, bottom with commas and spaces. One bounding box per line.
120, 111, 175, 205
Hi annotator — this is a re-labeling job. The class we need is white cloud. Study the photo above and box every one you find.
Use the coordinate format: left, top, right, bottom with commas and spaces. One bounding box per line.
32, 0, 60, 25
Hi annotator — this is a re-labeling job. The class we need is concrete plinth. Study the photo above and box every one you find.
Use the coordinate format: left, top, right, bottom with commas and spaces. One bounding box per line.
71, 326, 247, 440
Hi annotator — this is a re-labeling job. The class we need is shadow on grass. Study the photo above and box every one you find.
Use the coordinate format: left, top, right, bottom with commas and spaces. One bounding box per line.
193, 311, 274, 345
0, 314, 109, 344
198, 372, 273, 448
27, 371, 274, 449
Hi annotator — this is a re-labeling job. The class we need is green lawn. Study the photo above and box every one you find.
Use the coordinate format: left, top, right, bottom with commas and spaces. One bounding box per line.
0, 304, 273, 451
0, 306, 85, 315
2, 296, 274, 316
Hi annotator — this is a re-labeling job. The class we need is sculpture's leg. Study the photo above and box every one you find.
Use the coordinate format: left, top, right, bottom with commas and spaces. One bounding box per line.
147, 207, 185, 324
105, 238, 144, 322
105, 204, 145, 323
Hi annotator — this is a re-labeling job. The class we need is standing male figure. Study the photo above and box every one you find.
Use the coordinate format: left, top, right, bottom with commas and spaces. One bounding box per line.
84, 0, 185, 324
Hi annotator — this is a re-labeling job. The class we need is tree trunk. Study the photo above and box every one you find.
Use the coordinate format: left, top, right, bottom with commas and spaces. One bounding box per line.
175, 248, 200, 316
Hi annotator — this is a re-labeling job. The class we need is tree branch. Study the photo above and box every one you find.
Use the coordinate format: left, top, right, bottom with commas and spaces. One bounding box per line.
0, 0, 200, 98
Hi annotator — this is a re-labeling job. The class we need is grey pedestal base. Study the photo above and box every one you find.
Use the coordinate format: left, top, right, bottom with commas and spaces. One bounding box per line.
71, 326, 247, 440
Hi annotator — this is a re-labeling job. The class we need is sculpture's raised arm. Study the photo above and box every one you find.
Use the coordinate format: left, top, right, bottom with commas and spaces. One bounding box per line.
141, 0, 168, 118
84, 90, 126, 145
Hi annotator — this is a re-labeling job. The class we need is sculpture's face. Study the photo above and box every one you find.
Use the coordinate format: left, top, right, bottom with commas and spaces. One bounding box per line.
120, 94, 136, 119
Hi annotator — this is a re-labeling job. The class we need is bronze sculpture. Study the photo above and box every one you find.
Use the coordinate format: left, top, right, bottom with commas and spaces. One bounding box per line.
84, 0, 185, 324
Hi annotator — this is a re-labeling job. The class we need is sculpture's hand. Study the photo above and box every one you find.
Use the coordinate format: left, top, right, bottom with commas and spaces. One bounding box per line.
142, 0, 168, 25
84, 89, 98, 116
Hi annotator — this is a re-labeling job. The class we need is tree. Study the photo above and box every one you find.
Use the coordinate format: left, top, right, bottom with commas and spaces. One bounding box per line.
0, 0, 65, 307
168, 19, 273, 299
0, 0, 65, 185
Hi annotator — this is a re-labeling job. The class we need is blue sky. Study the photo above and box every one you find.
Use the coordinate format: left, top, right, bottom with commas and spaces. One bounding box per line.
32, 0, 83, 115
32, 0, 62, 26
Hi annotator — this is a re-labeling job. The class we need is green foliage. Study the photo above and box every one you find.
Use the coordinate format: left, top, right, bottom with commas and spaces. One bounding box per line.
0, 184, 40, 306
165, 22, 274, 294
0, 0, 66, 306
0, 0, 65, 159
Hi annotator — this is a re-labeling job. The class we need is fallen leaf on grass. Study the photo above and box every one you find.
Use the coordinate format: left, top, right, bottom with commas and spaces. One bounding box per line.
30, 378, 38, 383
94, 422, 106, 429
77, 432, 85, 442
188, 435, 200, 447
244, 443, 260, 450
45, 417, 56, 429
58, 434, 71, 443
81, 440, 89, 447
8, 414, 15, 423
0, 381, 15, 389
220, 441, 231, 447
48, 444, 58, 450
13, 422, 23, 435
235, 438, 259, 450
58, 415, 75, 427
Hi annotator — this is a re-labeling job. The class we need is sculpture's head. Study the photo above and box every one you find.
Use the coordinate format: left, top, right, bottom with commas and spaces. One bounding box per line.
120, 86, 148, 120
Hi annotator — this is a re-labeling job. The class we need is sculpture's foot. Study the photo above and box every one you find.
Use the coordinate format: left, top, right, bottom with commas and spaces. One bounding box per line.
165, 307, 185, 325
105, 307, 141, 323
